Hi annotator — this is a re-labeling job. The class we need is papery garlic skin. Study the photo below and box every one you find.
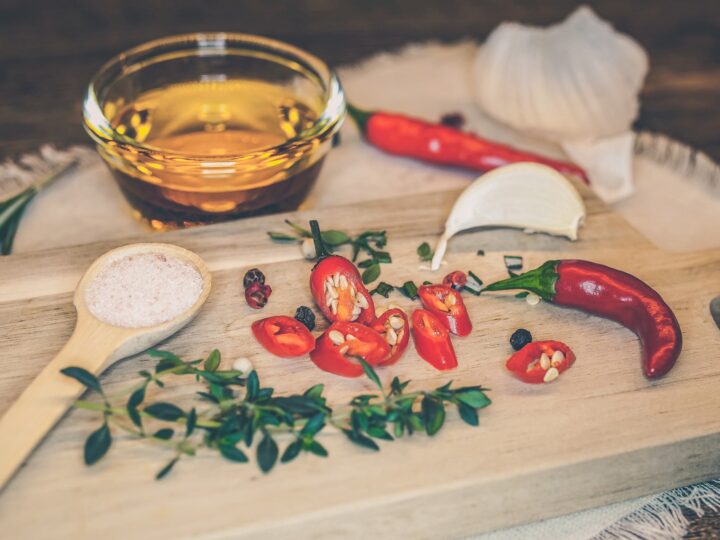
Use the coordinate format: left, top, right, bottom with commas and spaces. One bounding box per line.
431, 163, 585, 271
473, 6, 648, 141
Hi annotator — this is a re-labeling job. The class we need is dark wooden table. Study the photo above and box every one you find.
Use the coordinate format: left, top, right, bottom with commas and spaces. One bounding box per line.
1, 0, 719, 536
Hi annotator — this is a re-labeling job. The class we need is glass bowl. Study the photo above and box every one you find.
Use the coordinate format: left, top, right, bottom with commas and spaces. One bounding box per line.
83, 33, 345, 229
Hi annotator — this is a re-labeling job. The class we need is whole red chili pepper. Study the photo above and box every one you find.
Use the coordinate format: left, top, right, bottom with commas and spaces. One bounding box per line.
347, 104, 588, 183
484, 260, 682, 379
308, 220, 375, 324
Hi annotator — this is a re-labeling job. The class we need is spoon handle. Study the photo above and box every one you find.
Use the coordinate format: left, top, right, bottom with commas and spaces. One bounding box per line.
0, 325, 119, 490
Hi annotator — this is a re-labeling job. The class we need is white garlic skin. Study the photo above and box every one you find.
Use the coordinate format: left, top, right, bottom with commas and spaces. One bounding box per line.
473, 6, 648, 141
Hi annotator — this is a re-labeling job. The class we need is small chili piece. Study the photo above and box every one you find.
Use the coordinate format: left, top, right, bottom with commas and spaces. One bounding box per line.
506, 340, 575, 384
442, 270, 467, 292
371, 308, 410, 366
347, 104, 588, 182
484, 259, 682, 379
418, 284, 472, 336
308, 220, 375, 324
310, 321, 390, 378
251, 316, 315, 358
411, 309, 458, 371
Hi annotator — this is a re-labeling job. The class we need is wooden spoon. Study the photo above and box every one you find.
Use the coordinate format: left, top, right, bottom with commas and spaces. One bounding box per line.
0, 243, 211, 489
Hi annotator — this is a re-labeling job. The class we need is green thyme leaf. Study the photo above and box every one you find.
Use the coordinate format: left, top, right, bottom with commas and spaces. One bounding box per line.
219, 444, 248, 463
281, 440, 302, 463
321, 230, 351, 246
300, 413, 326, 437
373, 251, 392, 264
308, 440, 328, 457
147, 349, 182, 362
145, 402, 185, 421
303, 384, 325, 402
156, 457, 179, 480
421, 396, 445, 436
185, 408, 197, 438
153, 428, 174, 440
457, 402, 479, 426
357, 259, 375, 268
245, 371, 259, 401
61, 367, 103, 395
268, 231, 300, 243
84, 422, 112, 465
361, 263, 381, 284
342, 429, 380, 451
358, 358, 382, 390
257, 434, 279, 473
455, 389, 492, 409
417, 242, 433, 261
204, 349, 221, 372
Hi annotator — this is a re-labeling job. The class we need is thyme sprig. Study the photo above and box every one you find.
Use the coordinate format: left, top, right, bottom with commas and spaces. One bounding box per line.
62, 348, 491, 479
268, 220, 391, 284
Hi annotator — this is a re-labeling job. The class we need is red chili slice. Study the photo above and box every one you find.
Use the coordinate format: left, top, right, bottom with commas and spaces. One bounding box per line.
310, 255, 375, 324
442, 270, 467, 291
371, 308, 410, 366
411, 309, 458, 371
310, 321, 390, 378
418, 284, 472, 336
506, 340, 575, 384
251, 316, 315, 358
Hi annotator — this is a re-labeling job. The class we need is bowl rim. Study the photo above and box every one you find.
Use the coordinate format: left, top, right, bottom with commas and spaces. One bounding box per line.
82, 32, 346, 160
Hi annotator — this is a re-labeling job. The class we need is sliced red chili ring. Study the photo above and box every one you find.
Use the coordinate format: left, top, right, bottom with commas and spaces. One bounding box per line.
418, 284, 472, 336
310, 321, 390, 378
309, 255, 375, 324
251, 316, 315, 358
505, 340, 575, 384
411, 309, 458, 371
371, 308, 410, 366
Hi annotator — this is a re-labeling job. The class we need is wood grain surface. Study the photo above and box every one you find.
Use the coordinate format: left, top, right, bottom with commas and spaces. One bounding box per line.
1, 0, 719, 536
0, 185, 719, 538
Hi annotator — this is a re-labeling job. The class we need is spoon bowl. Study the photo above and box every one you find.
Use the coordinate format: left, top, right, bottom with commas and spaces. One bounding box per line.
0, 243, 211, 489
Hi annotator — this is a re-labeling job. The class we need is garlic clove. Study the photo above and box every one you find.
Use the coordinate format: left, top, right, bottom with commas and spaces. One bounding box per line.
431, 163, 585, 271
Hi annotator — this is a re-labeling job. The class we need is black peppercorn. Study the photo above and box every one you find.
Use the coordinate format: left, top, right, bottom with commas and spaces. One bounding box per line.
294, 305, 316, 331
243, 268, 265, 289
510, 328, 532, 351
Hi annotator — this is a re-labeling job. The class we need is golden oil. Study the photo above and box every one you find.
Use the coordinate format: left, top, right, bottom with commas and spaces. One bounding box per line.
102, 80, 327, 229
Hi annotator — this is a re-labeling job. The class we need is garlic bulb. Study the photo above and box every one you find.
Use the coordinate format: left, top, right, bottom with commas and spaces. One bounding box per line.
471, 6, 649, 204
473, 6, 648, 141
431, 163, 585, 271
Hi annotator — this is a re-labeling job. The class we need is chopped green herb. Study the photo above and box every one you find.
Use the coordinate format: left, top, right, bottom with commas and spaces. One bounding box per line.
361, 263, 381, 284
398, 281, 419, 300
423, 280, 433, 286
267, 231, 300, 243
370, 282, 395, 298
476, 249, 485, 256
504, 255, 524, 272
514, 292, 530, 299
417, 242, 433, 262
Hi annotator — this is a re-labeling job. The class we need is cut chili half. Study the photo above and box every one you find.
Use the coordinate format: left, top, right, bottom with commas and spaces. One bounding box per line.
310, 321, 390, 378
418, 284, 472, 336
310, 255, 375, 324
411, 309, 458, 371
251, 316, 315, 358
442, 270, 467, 291
506, 340, 575, 384
371, 308, 410, 366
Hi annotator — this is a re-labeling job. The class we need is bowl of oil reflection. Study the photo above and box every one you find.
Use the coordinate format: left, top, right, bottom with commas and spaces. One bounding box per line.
83, 33, 345, 229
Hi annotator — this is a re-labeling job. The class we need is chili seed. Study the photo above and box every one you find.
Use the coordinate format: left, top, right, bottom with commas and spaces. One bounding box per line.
243, 268, 265, 289
543, 367, 560, 383
551, 350, 565, 366
510, 328, 533, 351
232, 357, 254, 373
540, 353, 551, 370
389, 316, 404, 330
328, 330, 345, 345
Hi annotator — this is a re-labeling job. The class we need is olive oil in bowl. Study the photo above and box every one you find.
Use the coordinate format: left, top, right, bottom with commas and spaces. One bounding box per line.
84, 33, 345, 228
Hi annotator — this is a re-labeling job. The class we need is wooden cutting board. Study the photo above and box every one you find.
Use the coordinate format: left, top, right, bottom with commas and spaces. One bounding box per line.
1, 185, 719, 539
